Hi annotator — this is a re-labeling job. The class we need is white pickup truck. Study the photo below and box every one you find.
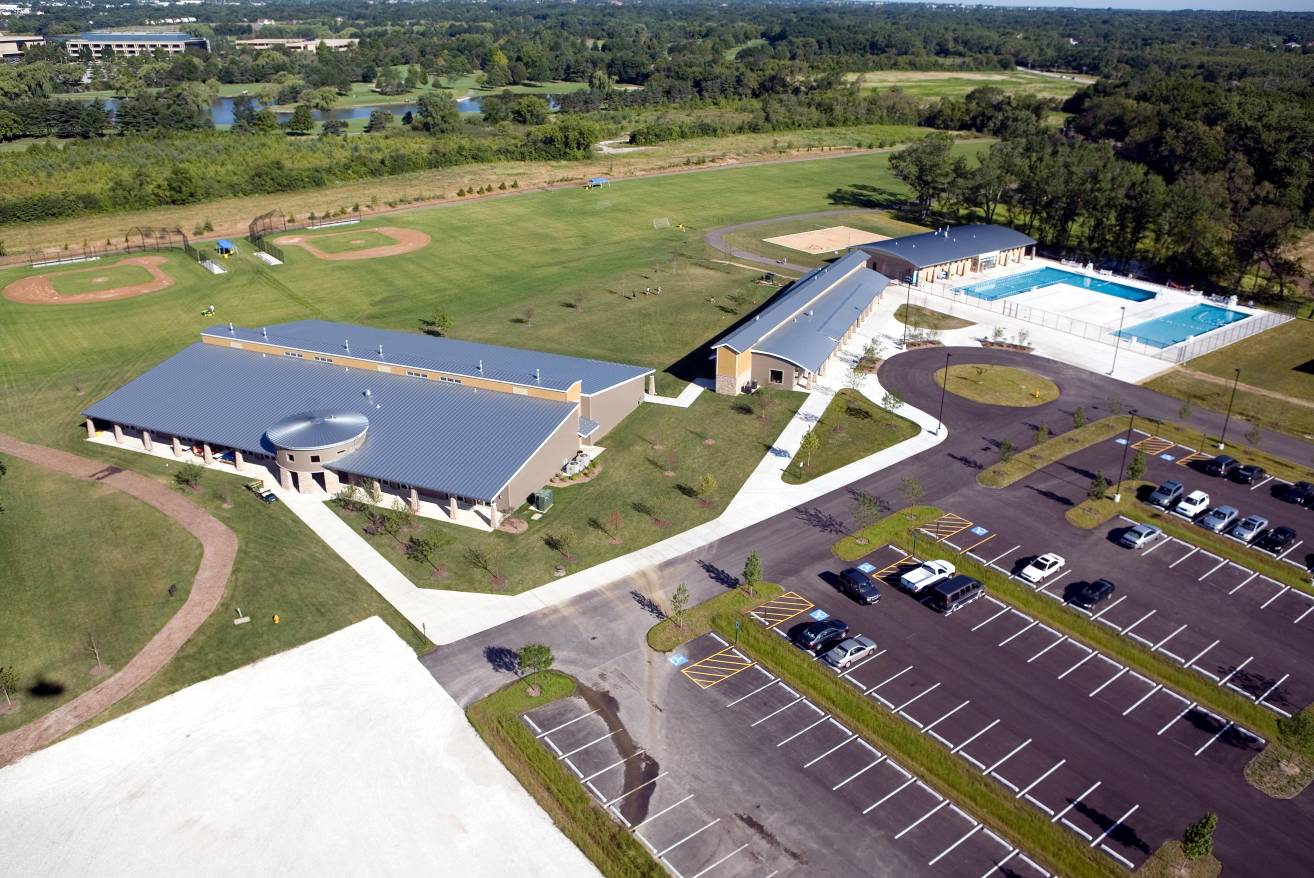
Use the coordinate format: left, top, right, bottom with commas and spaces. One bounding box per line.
900, 560, 956, 594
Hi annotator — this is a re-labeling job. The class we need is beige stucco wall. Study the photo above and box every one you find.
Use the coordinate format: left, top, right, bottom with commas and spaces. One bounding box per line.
582, 375, 646, 438
749, 353, 800, 389
499, 412, 582, 512
715, 347, 752, 395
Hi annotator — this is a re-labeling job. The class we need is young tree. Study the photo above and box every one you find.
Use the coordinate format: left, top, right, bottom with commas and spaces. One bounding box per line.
517, 643, 554, 676
285, 103, 314, 135
797, 428, 820, 470
899, 474, 925, 505
1245, 423, 1262, 446
670, 583, 691, 629
998, 440, 1015, 462
547, 531, 576, 562
1034, 424, 1050, 445
0, 665, 16, 706
405, 534, 440, 567
1178, 398, 1193, 420
421, 309, 452, 337
85, 632, 104, 669
173, 462, 203, 491
881, 390, 904, 412
742, 551, 763, 596
1088, 473, 1109, 500
1072, 406, 1087, 429
319, 118, 346, 136
850, 491, 887, 542
608, 508, 623, 542
1127, 449, 1148, 482
696, 473, 718, 506
1182, 812, 1218, 860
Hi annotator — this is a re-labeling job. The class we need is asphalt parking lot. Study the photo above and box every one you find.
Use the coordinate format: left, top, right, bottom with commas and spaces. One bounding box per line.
944, 436, 1314, 718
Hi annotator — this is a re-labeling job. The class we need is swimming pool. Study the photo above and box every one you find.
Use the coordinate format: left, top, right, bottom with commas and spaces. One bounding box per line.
1114, 304, 1249, 349
956, 267, 1156, 303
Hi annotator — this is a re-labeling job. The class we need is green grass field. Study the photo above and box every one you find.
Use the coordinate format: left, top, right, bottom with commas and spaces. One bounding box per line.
0, 456, 202, 735
895, 303, 974, 330
936, 363, 1060, 407
47, 263, 155, 296
721, 210, 925, 269
784, 389, 921, 484
436, 74, 588, 98
298, 228, 400, 254
846, 69, 1092, 101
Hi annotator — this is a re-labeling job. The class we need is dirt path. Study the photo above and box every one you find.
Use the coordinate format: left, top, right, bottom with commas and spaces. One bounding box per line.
1174, 367, 1314, 412
275, 226, 431, 261
0, 434, 237, 768
3, 256, 175, 305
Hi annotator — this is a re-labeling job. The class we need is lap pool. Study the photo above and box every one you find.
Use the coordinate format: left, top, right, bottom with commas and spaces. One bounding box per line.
1114, 304, 1249, 349
956, 267, 1156, 303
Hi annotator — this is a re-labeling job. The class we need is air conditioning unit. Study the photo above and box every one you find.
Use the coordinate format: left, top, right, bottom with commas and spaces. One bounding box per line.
531, 489, 554, 514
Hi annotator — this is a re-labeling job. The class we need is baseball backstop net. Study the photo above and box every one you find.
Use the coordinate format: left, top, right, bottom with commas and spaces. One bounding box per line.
247, 209, 287, 260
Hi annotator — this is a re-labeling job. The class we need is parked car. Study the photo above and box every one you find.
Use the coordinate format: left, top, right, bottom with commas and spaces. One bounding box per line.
1149, 480, 1185, 509
838, 567, 880, 605
1201, 455, 1239, 478
1173, 490, 1210, 519
1255, 526, 1298, 555
1230, 515, 1268, 544
1279, 482, 1314, 507
822, 635, 879, 669
927, 575, 985, 615
1232, 464, 1267, 485
1071, 579, 1116, 610
1199, 505, 1239, 533
794, 619, 849, 654
1118, 523, 1163, 550
900, 560, 956, 594
244, 479, 279, 504
1020, 553, 1066, 584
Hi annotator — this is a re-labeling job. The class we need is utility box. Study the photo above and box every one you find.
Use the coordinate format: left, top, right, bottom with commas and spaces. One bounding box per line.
532, 489, 554, 514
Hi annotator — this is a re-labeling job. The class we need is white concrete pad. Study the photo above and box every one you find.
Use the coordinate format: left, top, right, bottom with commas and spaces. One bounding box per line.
0, 618, 599, 878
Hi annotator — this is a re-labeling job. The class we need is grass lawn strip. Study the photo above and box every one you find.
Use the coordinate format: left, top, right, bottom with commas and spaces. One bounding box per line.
1137, 841, 1221, 878
467, 671, 664, 878
1064, 480, 1150, 529
783, 389, 920, 484
1244, 740, 1314, 799
1140, 418, 1314, 486
710, 612, 1118, 878
646, 582, 784, 652
935, 363, 1059, 408
978, 416, 1131, 488
894, 303, 974, 330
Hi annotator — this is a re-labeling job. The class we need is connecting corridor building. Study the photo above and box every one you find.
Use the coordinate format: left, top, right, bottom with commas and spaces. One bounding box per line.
83, 321, 652, 528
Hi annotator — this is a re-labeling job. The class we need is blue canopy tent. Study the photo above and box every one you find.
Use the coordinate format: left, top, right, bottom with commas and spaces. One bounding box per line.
216, 239, 236, 256
585, 177, 609, 189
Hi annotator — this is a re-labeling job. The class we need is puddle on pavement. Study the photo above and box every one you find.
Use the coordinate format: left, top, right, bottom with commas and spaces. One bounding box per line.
575, 680, 660, 826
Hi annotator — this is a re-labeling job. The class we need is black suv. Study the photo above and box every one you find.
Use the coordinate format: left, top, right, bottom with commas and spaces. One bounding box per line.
1279, 482, 1314, 507
838, 567, 881, 605
1256, 526, 1297, 554
794, 618, 849, 653
1232, 464, 1267, 485
1201, 455, 1238, 478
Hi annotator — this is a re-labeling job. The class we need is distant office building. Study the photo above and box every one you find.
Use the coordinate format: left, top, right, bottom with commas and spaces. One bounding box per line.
0, 33, 44, 62
62, 32, 210, 60
235, 37, 358, 53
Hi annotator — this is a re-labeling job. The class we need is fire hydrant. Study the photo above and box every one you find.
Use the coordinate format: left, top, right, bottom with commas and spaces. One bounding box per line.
273, 614, 281, 625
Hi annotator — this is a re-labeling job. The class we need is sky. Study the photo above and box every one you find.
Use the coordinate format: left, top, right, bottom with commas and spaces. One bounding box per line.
893, 0, 1314, 10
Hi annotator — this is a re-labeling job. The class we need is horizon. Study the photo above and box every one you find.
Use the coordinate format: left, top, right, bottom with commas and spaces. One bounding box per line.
885, 0, 1314, 12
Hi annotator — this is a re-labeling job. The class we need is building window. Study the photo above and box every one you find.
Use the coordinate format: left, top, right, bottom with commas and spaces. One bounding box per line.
438, 375, 462, 384
287, 454, 295, 461
314, 355, 333, 363
769, 369, 784, 385
406, 370, 429, 379
283, 351, 303, 359
310, 455, 321, 463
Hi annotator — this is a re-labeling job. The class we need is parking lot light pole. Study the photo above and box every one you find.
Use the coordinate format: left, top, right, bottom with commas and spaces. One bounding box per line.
1218, 368, 1241, 449
1108, 306, 1126, 376
902, 282, 913, 344
933, 351, 951, 435
1113, 412, 1136, 503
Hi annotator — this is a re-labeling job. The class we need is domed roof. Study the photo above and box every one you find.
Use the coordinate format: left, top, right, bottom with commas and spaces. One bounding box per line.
265, 409, 369, 451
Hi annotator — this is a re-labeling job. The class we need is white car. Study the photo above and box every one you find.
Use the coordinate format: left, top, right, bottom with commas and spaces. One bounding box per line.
900, 559, 956, 594
1019, 553, 1066, 583
822, 635, 879, 669
1173, 490, 1210, 520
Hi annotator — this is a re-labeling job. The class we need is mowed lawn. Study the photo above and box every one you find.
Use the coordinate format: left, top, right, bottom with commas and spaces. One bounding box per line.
48, 262, 155, 296
333, 387, 803, 594
783, 389, 920, 484
0, 456, 202, 735
846, 69, 1092, 100
721, 209, 926, 269
297, 228, 401, 254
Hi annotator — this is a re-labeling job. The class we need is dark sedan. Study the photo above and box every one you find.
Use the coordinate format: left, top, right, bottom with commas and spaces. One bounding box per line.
1279, 482, 1314, 507
1255, 526, 1298, 555
839, 567, 881, 605
1070, 579, 1116, 610
1232, 464, 1267, 485
794, 618, 849, 653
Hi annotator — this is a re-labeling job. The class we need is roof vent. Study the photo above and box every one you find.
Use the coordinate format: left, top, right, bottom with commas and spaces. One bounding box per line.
227, 321, 234, 333
477, 359, 484, 373
363, 389, 372, 399
261, 327, 268, 339
806, 309, 814, 316
534, 368, 541, 383
344, 339, 350, 354
377, 344, 384, 357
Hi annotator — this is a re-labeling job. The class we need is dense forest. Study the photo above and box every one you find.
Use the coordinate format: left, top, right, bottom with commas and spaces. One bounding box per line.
2, 1, 1312, 297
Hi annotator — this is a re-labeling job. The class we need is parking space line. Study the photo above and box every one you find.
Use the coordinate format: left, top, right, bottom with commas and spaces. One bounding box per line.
986, 544, 1020, 567
535, 709, 600, 739
1153, 625, 1186, 651
777, 714, 830, 748
928, 825, 983, 866
656, 817, 719, 858
998, 619, 1038, 647
1052, 781, 1101, 823
867, 665, 913, 694
804, 734, 857, 768
1296, 603, 1314, 625
1158, 702, 1196, 735
1183, 640, 1219, 669
1089, 595, 1126, 621
1132, 435, 1175, 455
895, 801, 948, 839
523, 715, 542, 734
1168, 547, 1200, 568
1195, 722, 1234, 757
688, 843, 749, 878
1101, 845, 1135, 869
1016, 759, 1065, 800
1123, 684, 1163, 716
1061, 817, 1093, 840
1090, 667, 1128, 697
834, 756, 885, 790
607, 770, 670, 810
972, 607, 1011, 632
894, 683, 941, 716
633, 793, 694, 831
923, 701, 970, 735
582, 750, 646, 783
981, 850, 1018, 877
863, 777, 915, 814
961, 533, 997, 557
1121, 610, 1155, 636
558, 730, 618, 760
1024, 794, 1054, 815
872, 554, 914, 578
751, 696, 805, 727
1035, 570, 1072, 595
1217, 657, 1253, 689
1229, 572, 1257, 595
725, 678, 778, 708
952, 719, 1000, 754
1255, 674, 1290, 705
840, 650, 886, 680
984, 739, 1031, 776
1278, 540, 1303, 561
1261, 585, 1290, 609
1058, 652, 1096, 679
1026, 635, 1066, 663
1198, 559, 1229, 581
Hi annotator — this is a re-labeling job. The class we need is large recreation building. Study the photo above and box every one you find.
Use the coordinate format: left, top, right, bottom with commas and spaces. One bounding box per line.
857, 224, 1036, 286
84, 321, 652, 528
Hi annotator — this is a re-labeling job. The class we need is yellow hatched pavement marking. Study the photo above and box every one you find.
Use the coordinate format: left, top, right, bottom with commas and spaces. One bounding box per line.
960, 532, 997, 557
1175, 450, 1211, 467
753, 591, 814, 628
681, 647, 755, 689
1132, 436, 1175, 455
921, 512, 974, 542
873, 554, 916, 578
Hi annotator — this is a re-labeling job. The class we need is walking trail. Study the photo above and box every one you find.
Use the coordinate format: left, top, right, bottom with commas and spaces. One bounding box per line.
0, 433, 237, 769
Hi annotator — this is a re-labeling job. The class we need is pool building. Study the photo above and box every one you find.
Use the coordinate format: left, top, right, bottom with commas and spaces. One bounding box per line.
857, 224, 1037, 286
83, 321, 653, 528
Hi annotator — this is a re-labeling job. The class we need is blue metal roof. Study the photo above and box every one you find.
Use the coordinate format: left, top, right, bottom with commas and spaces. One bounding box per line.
84, 343, 578, 502
857, 224, 1036, 270
203, 321, 651, 396
711, 251, 888, 373
266, 409, 369, 451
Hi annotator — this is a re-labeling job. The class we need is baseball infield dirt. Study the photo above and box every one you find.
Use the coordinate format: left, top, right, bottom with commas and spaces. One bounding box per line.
3, 256, 175, 305
275, 226, 431, 261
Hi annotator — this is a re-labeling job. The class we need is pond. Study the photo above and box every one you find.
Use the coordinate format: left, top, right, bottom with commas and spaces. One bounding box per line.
85, 92, 563, 124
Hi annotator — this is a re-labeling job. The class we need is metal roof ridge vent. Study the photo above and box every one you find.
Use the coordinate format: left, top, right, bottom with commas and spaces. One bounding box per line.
377, 344, 384, 358
477, 359, 484, 373
534, 368, 541, 384
261, 327, 268, 339
344, 338, 351, 354
227, 322, 234, 333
